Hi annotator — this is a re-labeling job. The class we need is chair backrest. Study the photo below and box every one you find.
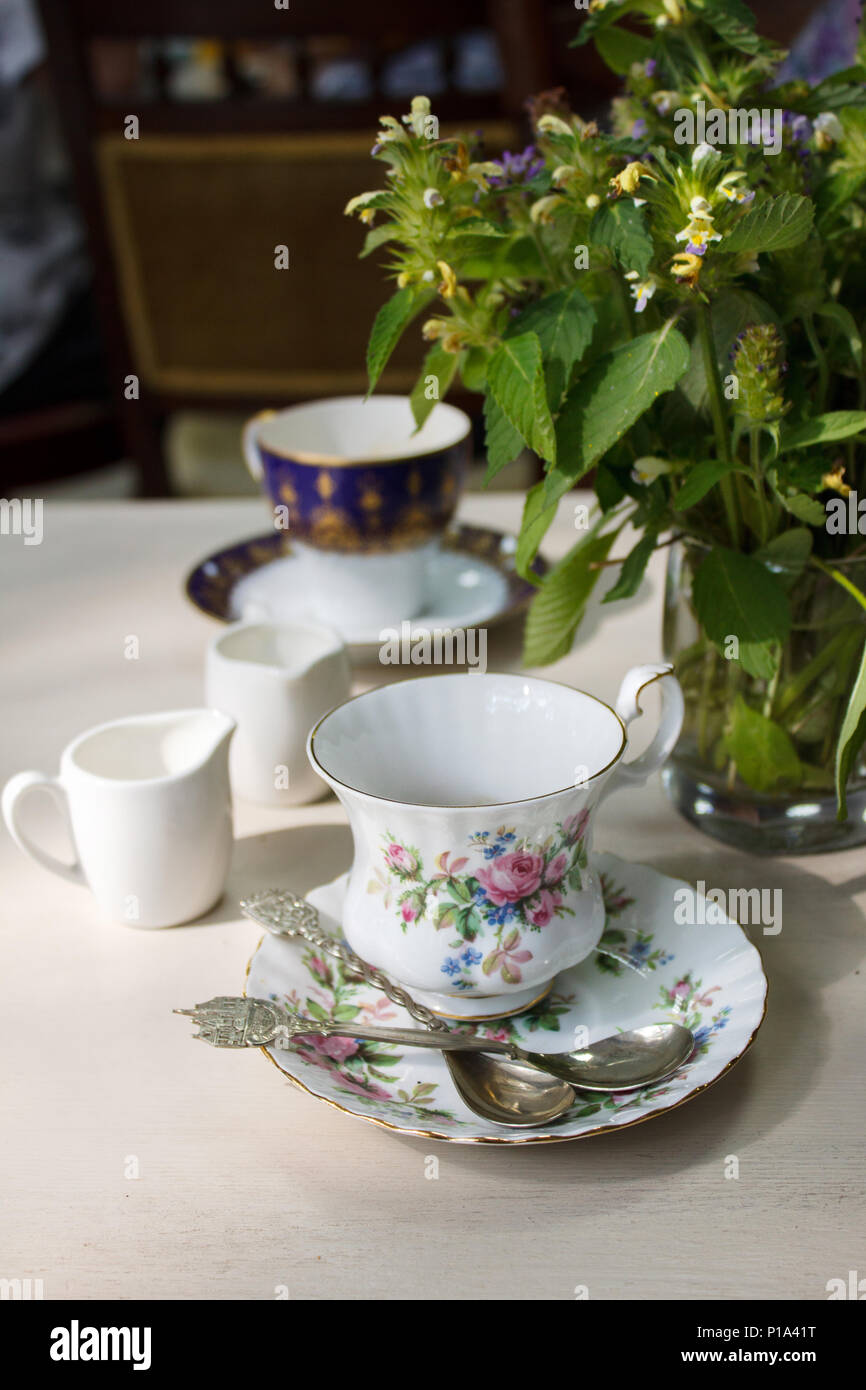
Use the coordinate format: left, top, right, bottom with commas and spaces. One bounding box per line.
37, 0, 544, 407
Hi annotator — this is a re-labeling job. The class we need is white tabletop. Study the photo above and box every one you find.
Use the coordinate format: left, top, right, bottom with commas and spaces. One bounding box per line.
1, 492, 863, 1300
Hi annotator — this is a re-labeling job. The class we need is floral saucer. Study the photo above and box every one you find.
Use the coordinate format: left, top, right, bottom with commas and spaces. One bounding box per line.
186, 523, 547, 656
245, 852, 768, 1145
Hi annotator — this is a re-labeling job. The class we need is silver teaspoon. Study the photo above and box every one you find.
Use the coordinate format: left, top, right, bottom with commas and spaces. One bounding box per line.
239, 888, 575, 1128
239, 891, 694, 1119
177, 997, 693, 1095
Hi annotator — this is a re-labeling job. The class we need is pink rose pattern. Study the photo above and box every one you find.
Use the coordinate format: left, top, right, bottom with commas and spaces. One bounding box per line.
373, 821, 590, 987
282, 949, 459, 1124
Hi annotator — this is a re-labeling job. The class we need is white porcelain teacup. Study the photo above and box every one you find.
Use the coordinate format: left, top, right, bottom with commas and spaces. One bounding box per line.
206, 620, 351, 806
308, 666, 684, 1019
2, 709, 235, 927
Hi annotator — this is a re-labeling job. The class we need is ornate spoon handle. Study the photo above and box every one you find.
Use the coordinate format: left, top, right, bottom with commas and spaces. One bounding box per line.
240, 888, 450, 1032
175, 996, 510, 1053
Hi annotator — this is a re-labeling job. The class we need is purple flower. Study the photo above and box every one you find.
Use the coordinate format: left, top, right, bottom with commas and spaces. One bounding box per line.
645, 59, 657, 77
488, 145, 545, 188
631, 118, 648, 139
787, 112, 813, 144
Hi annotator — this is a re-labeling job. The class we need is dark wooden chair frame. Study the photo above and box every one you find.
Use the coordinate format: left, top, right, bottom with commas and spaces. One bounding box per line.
37, 0, 553, 496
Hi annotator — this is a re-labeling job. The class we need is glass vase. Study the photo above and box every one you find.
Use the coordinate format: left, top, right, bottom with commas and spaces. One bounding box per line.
662, 539, 866, 855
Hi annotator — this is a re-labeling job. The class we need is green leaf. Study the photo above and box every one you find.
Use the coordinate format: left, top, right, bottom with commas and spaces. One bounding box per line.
304, 999, 328, 1022
359, 224, 401, 259
487, 332, 557, 465
500, 235, 545, 278
523, 531, 618, 667
595, 26, 652, 75
738, 642, 779, 681
700, 0, 765, 56
366, 288, 430, 394
410, 345, 458, 431
368, 1065, 400, 1082
793, 68, 866, 116
570, 2, 635, 46
836, 638, 866, 819
484, 393, 524, 483
673, 460, 742, 510
451, 218, 509, 239
816, 169, 866, 220
508, 287, 596, 381
724, 696, 802, 793
780, 411, 866, 451
548, 323, 690, 496
332, 1004, 361, 1022
602, 532, 656, 603
815, 303, 863, 369
591, 201, 654, 278
515, 480, 565, 582
779, 493, 827, 526
460, 347, 489, 392
720, 194, 814, 254
756, 528, 813, 577
692, 546, 792, 649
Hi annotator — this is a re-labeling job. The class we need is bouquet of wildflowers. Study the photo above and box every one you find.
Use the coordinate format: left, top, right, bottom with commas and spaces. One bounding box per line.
346, 0, 866, 818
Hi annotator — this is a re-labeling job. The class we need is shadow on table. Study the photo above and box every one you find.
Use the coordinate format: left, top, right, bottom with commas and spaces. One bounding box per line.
203, 822, 353, 925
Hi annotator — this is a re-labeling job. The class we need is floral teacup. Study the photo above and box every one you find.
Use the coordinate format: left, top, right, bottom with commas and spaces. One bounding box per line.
307, 666, 684, 1019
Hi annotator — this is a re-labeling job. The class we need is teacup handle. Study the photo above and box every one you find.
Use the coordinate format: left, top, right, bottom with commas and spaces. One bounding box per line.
2, 771, 84, 884
604, 663, 684, 795
242, 409, 276, 483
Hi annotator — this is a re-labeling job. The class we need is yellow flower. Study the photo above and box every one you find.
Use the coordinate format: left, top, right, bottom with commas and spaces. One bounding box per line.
436, 261, 458, 298
822, 466, 851, 497
421, 319, 446, 341
536, 114, 574, 138
609, 161, 655, 198
441, 332, 466, 354
530, 194, 566, 224
344, 191, 380, 217
397, 271, 413, 289
402, 96, 432, 138
670, 252, 703, 288
376, 116, 407, 143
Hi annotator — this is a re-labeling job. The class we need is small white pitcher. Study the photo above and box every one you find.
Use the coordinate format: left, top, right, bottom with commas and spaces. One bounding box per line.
2, 709, 235, 927
206, 621, 351, 806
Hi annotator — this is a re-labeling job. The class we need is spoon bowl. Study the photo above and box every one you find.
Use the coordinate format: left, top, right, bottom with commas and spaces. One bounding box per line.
439, 1051, 576, 1128
520, 1024, 694, 1092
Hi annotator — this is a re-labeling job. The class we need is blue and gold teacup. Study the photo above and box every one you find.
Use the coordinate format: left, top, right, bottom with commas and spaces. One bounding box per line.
243, 395, 471, 629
